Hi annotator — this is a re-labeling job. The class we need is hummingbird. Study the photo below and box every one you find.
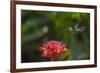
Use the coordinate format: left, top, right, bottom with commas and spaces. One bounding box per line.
63, 23, 85, 32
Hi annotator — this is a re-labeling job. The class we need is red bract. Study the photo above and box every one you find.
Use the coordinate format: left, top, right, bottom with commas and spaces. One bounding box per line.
39, 40, 67, 60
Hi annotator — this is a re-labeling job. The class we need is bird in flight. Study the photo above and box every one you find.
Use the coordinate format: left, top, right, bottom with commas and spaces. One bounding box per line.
63, 23, 85, 32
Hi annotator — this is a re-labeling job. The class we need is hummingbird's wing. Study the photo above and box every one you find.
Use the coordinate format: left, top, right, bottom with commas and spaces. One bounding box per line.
74, 23, 79, 29
63, 27, 73, 32
75, 26, 85, 32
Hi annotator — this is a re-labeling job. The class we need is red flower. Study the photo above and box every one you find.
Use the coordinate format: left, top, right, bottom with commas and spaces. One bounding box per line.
39, 40, 67, 60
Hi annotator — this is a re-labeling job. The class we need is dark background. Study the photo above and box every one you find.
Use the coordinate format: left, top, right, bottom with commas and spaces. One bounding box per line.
21, 10, 90, 63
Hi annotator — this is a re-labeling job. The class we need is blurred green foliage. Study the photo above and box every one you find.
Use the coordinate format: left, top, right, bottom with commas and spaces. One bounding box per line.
21, 10, 90, 63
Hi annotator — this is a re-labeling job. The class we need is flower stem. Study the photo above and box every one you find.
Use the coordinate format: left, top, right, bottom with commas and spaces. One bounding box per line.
50, 57, 53, 61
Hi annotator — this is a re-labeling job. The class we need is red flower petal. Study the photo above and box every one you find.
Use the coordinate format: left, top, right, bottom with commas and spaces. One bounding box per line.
39, 40, 68, 60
